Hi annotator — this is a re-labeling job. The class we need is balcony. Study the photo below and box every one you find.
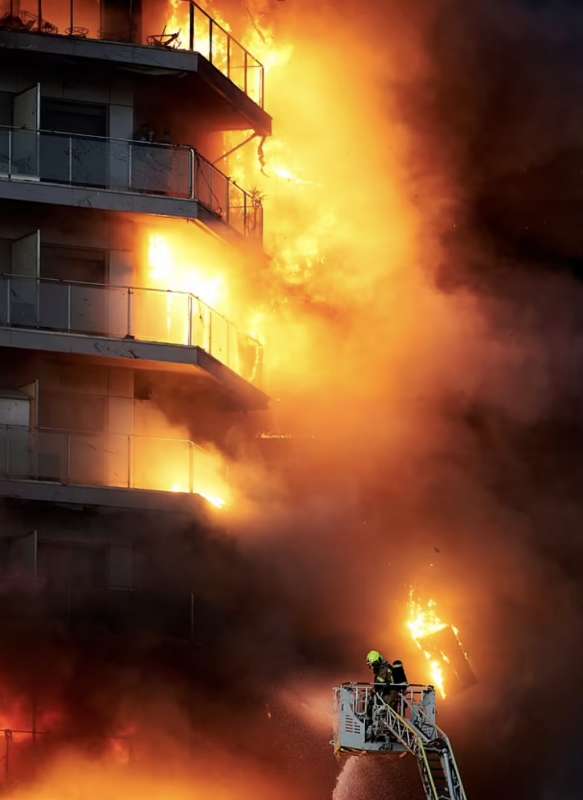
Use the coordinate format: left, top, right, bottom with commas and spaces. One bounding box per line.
0, 126, 263, 240
0, 0, 270, 134
0, 273, 263, 389
0, 424, 225, 505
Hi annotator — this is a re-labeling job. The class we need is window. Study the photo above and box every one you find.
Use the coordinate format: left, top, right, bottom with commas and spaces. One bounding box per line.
39, 392, 107, 432
41, 245, 107, 284
101, 0, 138, 43
38, 541, 107, 592
0, 236, 11, 271
108, 544, 133, 590
40, 100, 108, 188
41, 100, 107, 137
0, 91, 12, 126
0, 392, 31, 426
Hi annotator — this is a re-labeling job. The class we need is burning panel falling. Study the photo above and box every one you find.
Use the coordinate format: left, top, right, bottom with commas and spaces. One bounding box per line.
407, 591, 476, 698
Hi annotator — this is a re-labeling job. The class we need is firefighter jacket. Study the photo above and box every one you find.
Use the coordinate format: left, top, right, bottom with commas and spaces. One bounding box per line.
372, 659, 394, 685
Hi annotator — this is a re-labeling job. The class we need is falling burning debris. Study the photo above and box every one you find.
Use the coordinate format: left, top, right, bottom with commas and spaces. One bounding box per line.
406, 592, 449, 698
406, 591, 476, 699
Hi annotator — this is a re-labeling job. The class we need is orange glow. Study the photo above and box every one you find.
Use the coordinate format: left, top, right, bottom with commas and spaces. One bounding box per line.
2, 751, 300, 800
157, 468, 229, 508
201, 493, 227, 509
166, 0, 184, 45
214, 3, 423, 409
147, 232, 226, 312
406, 591, 451, 699
138, 0, 425, 527
0, 685, 62, 733
407, 594, 448, 641
194, 446, 231, 509
133, 222, 264, 390
165, 0, 232, 68
131, 421, 231, 509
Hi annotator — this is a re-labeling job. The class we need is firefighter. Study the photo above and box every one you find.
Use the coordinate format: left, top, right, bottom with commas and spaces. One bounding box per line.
366, 650, 393, 687
366, 650, 399, 712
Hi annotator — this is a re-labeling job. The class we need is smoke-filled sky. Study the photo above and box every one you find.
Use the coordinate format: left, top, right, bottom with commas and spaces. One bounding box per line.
224, 1, 583, 797
4, 1, 583, 799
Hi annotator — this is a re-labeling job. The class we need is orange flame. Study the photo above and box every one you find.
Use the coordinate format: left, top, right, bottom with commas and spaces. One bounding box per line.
147, 233, 226, 311
406, 591, 450, 699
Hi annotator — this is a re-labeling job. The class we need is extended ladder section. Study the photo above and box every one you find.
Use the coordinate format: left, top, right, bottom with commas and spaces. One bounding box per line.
334, 683, 468, 800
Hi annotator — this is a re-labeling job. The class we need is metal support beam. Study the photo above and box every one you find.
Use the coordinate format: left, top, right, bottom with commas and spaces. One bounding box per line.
212, 132, 258, 165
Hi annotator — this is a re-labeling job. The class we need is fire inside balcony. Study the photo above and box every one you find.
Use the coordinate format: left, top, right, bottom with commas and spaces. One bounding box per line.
0, 423, 226, 504
0, 273, 263, 386
0, 0, 264, 108
0, 126, 263, 239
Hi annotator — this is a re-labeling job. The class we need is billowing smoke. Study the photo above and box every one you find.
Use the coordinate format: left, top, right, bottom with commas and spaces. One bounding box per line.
2, 0, 583, 799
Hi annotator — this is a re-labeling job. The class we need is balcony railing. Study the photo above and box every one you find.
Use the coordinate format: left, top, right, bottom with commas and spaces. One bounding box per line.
0, 0, 264, 108
0, 125, 263, 240
0, 424, 223, 499
0, 274, 263, 386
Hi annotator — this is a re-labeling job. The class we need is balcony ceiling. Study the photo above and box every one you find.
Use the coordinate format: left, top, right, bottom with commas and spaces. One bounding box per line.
0, 477, 212, 513
0, 179, 248, 245
0, 31, 272, 136
0, 333, 269, 411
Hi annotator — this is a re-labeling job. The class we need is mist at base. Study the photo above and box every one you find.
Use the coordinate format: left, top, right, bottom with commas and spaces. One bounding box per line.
334, 757, 422, 800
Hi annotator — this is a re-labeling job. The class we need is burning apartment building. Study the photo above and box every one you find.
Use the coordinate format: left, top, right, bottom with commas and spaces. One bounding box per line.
0, 0, 271, 781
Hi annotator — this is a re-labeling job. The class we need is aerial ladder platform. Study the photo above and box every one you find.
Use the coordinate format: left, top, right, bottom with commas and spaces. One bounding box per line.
333, 683, 468, 800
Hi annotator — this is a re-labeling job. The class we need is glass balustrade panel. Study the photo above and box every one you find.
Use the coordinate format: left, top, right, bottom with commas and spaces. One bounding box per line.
132, 288, 189, 345
132, 436, 192, 493
68, 432, 129, 488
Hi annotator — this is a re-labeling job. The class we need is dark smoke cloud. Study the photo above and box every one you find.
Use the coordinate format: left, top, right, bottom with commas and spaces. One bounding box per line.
361, 2, 583, 797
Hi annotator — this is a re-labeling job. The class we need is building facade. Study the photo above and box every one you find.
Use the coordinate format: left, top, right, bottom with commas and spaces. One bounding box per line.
0, 0, 270, 776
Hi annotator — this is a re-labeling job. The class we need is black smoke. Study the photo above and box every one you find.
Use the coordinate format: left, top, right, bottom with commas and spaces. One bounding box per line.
369, 1, 583, 797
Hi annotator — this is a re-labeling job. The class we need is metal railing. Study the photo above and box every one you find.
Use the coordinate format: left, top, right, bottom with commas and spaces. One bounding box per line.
173, 2, 264, 108
0, 125, 263, 239
0, 0, 264, 108
0, 424, 221, 498
337, 683, 436, 729
0, 273, 263, 385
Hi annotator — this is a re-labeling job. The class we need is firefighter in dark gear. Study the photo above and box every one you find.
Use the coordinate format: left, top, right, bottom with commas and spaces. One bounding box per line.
366, 650, 393, 687
366, 650, 400, 713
